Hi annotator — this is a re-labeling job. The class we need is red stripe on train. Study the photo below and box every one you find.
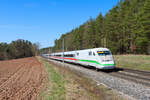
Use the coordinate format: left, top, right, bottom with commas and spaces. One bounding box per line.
50, 56, 78, 61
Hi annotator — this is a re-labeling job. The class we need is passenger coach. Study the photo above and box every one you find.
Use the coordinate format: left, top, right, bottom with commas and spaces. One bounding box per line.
48, 48, 115, 69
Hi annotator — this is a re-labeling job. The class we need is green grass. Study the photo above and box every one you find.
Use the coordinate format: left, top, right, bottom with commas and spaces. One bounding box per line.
114, 55, 150, 71
38, 57, 66, 100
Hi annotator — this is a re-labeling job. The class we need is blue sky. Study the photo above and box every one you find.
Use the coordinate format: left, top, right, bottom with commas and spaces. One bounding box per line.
0, 0, 119, 48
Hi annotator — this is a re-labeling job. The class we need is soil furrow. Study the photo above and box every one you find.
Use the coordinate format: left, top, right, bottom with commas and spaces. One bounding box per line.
0, 57, 46, 100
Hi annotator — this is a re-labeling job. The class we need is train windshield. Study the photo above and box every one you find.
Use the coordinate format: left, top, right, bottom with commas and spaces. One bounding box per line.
97, 51, 111, 56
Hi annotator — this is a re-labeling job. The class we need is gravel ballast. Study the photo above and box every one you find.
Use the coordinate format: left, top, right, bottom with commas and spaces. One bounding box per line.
47, 59, 150, 100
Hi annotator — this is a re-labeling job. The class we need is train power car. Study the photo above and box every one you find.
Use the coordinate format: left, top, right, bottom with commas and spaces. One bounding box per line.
48, 48, 115, 69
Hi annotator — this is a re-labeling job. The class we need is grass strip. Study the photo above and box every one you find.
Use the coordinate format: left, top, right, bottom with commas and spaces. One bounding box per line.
114, 55, 150, 71
38, 57, 66, 100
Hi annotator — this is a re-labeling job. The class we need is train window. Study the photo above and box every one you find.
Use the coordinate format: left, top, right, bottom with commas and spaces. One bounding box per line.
56, 55, 61, 57
77, 53, 79, 56
93, 52, 95, 56
64, 54, 75, 57
97, 51, 111, 56
88, 51, 92, 56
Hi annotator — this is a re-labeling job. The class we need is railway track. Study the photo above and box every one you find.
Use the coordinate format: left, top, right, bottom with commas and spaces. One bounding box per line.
97, 67, 150, 87
122, 68, 150, 77
108, 70, 150, 87
45, 57, 150, 87
72, 63, 150, 87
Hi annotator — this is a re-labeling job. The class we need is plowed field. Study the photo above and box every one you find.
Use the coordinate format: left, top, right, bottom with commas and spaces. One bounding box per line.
0, 57, 46, 100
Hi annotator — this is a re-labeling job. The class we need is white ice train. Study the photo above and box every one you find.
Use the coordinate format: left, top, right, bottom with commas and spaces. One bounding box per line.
45, 48, 115, 69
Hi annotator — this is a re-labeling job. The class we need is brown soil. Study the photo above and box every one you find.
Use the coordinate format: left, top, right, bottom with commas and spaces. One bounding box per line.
0, 57, 46, 100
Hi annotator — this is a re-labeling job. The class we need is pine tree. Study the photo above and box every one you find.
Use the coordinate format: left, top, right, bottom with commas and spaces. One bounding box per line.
95, 13, 103, 47
135, 0, 150, 54
85, 18, 96, 48
104, 6, 121, 54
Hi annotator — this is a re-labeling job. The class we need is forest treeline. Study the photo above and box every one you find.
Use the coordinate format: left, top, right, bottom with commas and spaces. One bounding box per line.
42, 0, 150, 54
0, 39, 39, 60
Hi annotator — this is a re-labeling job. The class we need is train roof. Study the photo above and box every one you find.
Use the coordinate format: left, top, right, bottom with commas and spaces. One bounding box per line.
75, 48, 109, 52
51, 48, 110, 54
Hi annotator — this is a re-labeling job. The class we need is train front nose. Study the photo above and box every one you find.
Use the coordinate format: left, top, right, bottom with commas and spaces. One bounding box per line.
97, 50, 115, 69
100, 56, 115, 69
